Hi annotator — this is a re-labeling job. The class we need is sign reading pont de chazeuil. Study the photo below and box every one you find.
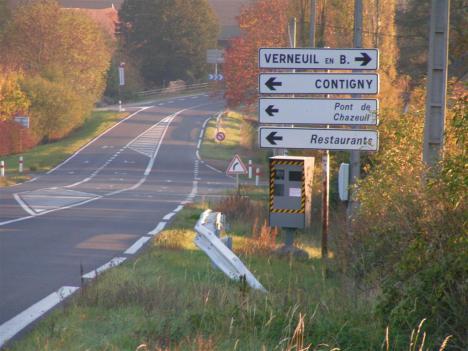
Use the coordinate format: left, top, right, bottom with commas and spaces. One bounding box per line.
259, 98, 378, 125
259, 48, 379, 70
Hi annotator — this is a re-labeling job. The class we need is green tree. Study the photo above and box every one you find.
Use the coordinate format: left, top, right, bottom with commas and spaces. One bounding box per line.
21, 74, 86, 142
396, 0, 467, 83
119, 0, 219, 86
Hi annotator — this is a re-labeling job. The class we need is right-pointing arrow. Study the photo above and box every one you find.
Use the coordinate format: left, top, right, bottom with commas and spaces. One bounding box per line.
266, 131, 283, 145
265, 77, 282, 91
265, 105, 279, 117
355, 52, 372, 66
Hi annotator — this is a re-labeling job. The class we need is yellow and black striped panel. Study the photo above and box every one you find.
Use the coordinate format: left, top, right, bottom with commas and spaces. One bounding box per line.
269, 159, 306, 213
270, 160, 303, 166
271, 208, 305, 214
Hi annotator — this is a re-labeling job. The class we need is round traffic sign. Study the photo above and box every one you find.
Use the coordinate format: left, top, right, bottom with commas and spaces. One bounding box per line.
215, 131, 226, 142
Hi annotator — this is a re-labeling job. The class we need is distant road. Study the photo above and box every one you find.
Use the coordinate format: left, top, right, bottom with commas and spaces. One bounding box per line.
0, 94, 233, 346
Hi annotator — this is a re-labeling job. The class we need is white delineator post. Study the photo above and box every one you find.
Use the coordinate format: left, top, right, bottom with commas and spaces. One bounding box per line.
1, 161, 5, 177
19, 156, 24, 173
248, 160, 253, 179
255, 168, 260, 186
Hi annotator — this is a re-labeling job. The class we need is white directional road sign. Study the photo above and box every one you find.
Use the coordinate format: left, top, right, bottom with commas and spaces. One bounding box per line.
259, 127, 379, 151
259, 48, 379, 70
259, 73, 379, 95
259, 98, 378, 125
207, 49, 225, 64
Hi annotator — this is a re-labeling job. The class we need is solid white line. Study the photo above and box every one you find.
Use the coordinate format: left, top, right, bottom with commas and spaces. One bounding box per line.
13, 194, 36, 216
204, 163, 224, 174
0, 195, 102, 227
0, 286, 79, 347
163, 212, 175, 221
124, 236, 152, 255
47, 107, 151, 174
148, 221, 166, 236
82, 257, 127, 280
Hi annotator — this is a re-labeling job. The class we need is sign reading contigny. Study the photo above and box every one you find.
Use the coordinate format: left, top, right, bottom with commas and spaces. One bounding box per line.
259, 73, 379, 95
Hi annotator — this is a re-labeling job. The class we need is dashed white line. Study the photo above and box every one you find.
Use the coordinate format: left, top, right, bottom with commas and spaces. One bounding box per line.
0, 286, 79, 347
148, 221, 166, 236
124, 236, 152, 255
163, 212, 175, 221
82, 257, 127, 280
173, 205, 184, 213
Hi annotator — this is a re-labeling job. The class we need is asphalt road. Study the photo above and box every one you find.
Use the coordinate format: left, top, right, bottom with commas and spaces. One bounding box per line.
0, 94, 234, 345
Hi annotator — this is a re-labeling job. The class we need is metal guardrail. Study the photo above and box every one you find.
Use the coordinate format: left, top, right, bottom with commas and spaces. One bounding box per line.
136, 82, 211, 97
194, 209, 267, 292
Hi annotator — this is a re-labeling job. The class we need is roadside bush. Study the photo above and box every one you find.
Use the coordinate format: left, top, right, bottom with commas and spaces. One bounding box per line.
22, 75, 89, 142
350, 93, 467, 348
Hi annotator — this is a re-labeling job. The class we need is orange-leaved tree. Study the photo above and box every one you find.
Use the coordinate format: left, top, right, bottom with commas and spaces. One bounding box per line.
224, 0, 289, 108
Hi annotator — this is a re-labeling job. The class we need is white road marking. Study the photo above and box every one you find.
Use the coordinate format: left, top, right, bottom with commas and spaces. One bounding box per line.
173, 205, 184, 213
13, 194, 35, 216
163, 212, 175, 221
148, 221, 166, 236
0, 286, 79, 347
15, 188, 98, 214
47, 107, 151, 174
124, 236, 152, 255
82, 257, 127, 280
2, 102, 215, 227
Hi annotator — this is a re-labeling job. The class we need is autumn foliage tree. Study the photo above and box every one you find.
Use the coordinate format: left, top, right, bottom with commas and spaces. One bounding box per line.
224, 0, 289, 108
0, 0, 112, 142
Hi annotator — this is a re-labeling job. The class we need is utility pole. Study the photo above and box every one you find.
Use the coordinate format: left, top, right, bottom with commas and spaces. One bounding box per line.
348, 0, 363, 219
423, 0, 450, 166
309, 0, 328, 258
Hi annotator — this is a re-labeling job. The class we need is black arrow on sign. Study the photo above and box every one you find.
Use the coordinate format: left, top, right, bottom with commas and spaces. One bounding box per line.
265, 77, 282, 91
265, 105, 279, 116
266, 131, 283, 145
355, 52, 372, 66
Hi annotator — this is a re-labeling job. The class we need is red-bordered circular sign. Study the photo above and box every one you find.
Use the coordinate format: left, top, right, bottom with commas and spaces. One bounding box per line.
215, 131, 226, 142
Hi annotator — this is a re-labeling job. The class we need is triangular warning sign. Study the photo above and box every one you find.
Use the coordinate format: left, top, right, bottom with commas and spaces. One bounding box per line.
226, 154, 248, 175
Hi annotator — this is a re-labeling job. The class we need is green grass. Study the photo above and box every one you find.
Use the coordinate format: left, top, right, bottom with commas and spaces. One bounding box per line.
0, 111, 127, 187
200, 110, 269, 172
5, 201, 385, 351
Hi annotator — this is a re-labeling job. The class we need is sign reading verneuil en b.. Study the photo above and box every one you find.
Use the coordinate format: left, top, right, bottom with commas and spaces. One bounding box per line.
259, 127, 379, 152
259, 73, 379, 95
259, 48, 379, 70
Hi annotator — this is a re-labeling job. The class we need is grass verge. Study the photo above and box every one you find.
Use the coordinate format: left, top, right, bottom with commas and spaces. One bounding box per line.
0, 111, 127, 187
200, 110, 269, 173
5, 199, 386, 351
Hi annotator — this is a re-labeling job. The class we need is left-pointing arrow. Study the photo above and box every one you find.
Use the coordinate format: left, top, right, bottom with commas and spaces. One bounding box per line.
265, 77, 282, 91
265, 105, 279, 117
266, 131, 283, 145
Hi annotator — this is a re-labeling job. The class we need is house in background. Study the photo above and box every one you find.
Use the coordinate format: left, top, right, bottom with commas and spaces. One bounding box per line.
8, 0, 250, 46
